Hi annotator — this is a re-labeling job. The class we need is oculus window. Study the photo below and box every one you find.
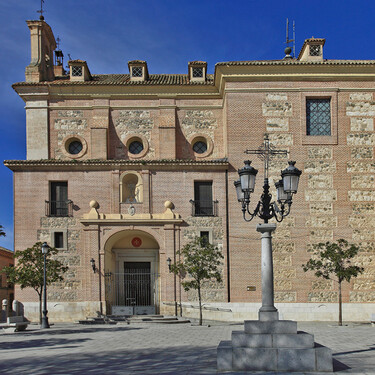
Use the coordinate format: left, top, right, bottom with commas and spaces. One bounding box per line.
193, 140, 207, 154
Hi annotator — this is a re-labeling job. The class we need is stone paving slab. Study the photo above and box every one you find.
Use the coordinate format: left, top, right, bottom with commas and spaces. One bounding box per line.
0, 321, 374, 374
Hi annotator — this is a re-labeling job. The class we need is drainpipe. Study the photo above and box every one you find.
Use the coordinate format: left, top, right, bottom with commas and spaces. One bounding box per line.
225, 170, 231, 302
173, 226, 177, 316
98, 224, 103, 315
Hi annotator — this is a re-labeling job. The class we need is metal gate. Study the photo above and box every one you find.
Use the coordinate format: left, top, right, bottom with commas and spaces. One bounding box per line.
108, 261, 159, 315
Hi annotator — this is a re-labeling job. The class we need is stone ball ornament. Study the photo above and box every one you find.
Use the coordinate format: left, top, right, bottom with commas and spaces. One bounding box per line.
89, 200, 99, 209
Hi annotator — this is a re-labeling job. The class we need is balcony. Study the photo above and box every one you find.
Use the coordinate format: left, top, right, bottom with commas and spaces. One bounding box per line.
45, 200, 73, 217
189, 200, 218, 217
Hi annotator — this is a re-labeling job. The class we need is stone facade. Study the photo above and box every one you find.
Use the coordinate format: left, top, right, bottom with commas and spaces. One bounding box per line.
6, 19, 375, 322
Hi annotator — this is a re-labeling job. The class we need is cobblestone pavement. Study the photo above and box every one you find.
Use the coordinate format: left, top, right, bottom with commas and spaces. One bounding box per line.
0, 321, 374, 374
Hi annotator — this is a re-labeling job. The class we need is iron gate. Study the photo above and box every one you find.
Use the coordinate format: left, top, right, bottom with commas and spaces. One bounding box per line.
106, 263, 159, 311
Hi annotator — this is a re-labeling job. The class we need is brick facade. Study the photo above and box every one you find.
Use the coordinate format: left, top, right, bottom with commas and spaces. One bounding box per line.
5, 20, 375, 322
0, 247, 14, 304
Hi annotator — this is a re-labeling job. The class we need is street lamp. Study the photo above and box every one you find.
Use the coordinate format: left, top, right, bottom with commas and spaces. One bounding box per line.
235, 134, 302, 321
41, 242, 50, 329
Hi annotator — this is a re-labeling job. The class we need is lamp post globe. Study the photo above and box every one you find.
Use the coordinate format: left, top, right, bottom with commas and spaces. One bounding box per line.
281, 161, 302, 194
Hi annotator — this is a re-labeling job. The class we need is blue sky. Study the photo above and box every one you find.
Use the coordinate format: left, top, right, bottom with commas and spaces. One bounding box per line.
1, 0, 375, 250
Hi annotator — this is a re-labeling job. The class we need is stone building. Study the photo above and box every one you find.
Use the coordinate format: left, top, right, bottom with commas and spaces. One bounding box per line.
5, 18, 375, 322
0, 247, 14, 304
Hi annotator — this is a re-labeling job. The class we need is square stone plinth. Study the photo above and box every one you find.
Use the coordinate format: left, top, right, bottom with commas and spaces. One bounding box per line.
244, 319, 297, 334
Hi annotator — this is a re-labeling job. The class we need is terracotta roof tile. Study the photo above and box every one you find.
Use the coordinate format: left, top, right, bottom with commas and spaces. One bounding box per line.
13, 73, 215, 86
215, 59, 375, 66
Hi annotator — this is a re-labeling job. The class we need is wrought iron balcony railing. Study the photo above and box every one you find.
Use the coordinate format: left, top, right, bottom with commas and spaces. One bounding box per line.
45, 200, 73, 217
189, 200, 218, 217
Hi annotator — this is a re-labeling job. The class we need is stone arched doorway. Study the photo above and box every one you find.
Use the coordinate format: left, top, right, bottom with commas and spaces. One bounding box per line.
104, 229, 160, 315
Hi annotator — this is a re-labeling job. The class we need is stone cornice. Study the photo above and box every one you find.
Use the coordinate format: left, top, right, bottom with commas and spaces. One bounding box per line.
4, 158, 229, 172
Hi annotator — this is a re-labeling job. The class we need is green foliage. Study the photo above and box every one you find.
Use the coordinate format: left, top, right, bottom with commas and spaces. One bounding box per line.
0, 225, 5, 237
2, 242, 69, 297
302, 239, 364, 325
171, 236, 223, 292
170, 236, 223, 325
302, 239, 364, 283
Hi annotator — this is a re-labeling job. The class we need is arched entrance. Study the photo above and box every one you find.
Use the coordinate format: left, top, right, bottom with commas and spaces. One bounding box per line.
104, 230, 160, 315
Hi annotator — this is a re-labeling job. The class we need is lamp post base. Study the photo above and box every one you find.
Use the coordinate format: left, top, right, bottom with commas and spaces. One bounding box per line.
41, 316, 50, 329
259, 309, 279, 321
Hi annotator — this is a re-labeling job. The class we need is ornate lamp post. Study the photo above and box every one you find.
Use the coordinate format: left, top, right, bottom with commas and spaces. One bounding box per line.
234, 134, 301, 321
41, 242, 50, 329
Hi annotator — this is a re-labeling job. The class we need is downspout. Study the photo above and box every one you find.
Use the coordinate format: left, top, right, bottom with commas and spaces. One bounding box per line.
98, 224, 103, 315
225, 170, 231, 302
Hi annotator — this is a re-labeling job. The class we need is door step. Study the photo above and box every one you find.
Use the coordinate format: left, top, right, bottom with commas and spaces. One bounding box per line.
78, 315, 190, 325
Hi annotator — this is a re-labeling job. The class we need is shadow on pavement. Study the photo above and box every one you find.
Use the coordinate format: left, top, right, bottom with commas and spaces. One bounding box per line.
0, 345, 217, 374
0, 337, 91, 350
13, 326, 142, 336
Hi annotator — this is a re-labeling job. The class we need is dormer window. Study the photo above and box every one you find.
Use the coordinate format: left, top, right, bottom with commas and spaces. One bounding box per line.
71, 65, 82, 77
128, 60, 148, 82
297, 38, 325, 62
68, 60, 92, 81
188, 61, 207, 82
131, 66, 143, 78
309, 45, 321, 57
192, 67, 203, 78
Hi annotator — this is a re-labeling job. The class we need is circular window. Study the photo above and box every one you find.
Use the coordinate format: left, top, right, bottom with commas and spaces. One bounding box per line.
62, 135, 87, 159
68, 140, 83, 155
129, 140, 144, 155
193, 140, 207, 154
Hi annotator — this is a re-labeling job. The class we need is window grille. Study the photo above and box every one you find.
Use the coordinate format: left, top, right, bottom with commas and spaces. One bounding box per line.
309, 45, 321, 56
131, 67, 143, 77
193, 140, 207, 154
306, 99, 331, 136
192, 67, 203, 78
129, 141, 143, 154
71, 66, 82, 77
68, 140, 83, 155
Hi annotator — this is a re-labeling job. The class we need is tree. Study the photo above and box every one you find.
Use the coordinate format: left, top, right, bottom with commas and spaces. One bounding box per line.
302, 239, 364, 326
170, 236, 223, 325
2, 242, 68, 323
0, 225, 5, 237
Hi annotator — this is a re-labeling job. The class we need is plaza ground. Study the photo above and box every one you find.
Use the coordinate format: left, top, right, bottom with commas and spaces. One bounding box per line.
0, 321, 374, 374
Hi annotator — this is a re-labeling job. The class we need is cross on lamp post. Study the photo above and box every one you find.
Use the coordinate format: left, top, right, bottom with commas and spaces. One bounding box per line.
41, 242, 50, 328
234, 134, 302, 321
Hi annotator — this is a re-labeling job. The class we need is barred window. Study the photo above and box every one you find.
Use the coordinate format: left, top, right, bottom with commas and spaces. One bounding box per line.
306, 99, 331, 136
71, 66, 82, 77
131, 67, 143, 77
309, 45, 321, 56
192, 67, 203, 78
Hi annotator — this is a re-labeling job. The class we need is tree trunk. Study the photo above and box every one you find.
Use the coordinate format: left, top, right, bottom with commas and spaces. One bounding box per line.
38, 292, 42, 324
198, 284, 202, 326
338, 280, 342, 326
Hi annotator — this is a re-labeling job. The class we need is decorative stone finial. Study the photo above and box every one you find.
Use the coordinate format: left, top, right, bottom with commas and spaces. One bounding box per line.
164, 201, 174, 209
90, 200, 99, 208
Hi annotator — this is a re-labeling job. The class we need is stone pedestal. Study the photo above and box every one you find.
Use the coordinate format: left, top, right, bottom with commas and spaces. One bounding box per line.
217, 319, 333, 372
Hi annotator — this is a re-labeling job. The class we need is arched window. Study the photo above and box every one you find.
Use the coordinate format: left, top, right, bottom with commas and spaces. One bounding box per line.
120, 172, 143, 203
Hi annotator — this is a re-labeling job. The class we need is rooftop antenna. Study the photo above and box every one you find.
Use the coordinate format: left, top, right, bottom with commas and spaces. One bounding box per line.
284, 18, 295, 58
37, 0, 45, 20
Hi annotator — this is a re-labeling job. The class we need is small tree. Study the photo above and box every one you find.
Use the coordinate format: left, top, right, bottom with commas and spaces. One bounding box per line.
0, 225, 5, 237
2, 242, 68, 323
302, 239, 364, 326
170, 236, 223, 325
